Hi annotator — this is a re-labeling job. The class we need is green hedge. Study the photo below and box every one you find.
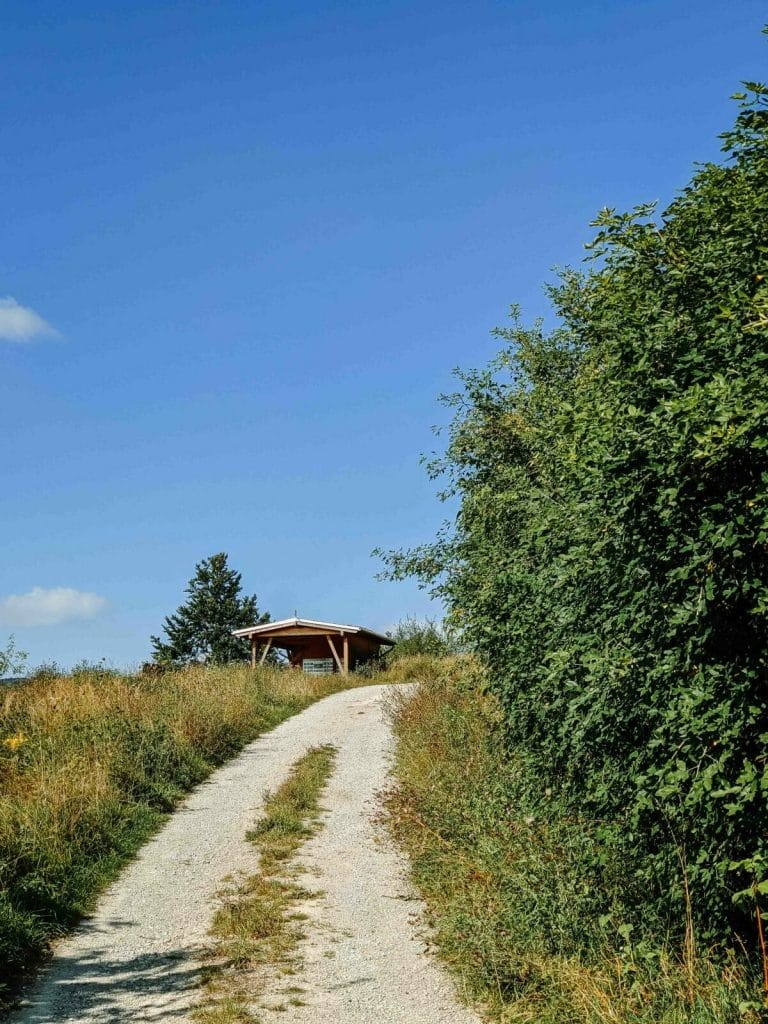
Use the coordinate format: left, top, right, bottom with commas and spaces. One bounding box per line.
381, 81, 768, 952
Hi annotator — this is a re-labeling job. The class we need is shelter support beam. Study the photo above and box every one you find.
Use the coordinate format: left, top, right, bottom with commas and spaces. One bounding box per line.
326, 635, 344, 674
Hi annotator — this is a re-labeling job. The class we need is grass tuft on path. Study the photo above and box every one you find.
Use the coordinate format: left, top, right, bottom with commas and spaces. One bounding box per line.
248, 744, 337, 874
197, 744, 337, 1023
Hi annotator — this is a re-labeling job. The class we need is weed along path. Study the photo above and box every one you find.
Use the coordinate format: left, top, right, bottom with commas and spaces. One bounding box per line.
13, 684, 480, 1024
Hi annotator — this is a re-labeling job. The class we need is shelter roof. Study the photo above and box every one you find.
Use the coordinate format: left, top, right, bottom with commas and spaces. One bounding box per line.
232, 616, 393, 646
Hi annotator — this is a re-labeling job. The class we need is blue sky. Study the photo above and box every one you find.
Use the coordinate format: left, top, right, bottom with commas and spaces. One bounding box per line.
2, 1, 766, 669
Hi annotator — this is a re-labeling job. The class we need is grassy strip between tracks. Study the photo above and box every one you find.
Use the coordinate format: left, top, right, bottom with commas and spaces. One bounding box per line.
195, 743, 338, 1023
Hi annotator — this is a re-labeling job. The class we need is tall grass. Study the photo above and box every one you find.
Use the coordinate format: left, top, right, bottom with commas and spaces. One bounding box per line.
385, 657, 761, 1023
0, 662, 350, 1007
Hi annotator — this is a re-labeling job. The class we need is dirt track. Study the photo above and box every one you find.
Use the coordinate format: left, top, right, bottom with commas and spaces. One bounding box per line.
13, 684, 480, 1023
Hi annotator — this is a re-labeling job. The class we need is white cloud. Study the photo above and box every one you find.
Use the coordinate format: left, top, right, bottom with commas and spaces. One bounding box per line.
0, 297, 59, 343
0, 588, 108, 628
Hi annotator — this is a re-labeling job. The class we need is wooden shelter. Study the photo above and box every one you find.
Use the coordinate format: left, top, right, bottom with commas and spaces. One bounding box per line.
232, 617, 393, 675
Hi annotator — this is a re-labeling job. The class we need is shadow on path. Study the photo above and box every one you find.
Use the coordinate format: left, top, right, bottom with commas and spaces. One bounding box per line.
18, 930, 202, 1023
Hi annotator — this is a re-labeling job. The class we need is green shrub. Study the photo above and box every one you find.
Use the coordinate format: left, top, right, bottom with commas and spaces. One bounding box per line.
380, 79, 768, 955
387, 666, 759, 1023
387, 616, 459, 659
0, 636, 26, 679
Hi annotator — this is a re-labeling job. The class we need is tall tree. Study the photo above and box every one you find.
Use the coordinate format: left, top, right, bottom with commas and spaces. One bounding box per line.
151, 553, 268, 665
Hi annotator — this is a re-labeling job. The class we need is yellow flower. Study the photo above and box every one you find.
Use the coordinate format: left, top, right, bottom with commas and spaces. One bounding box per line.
2, 732, 27, 752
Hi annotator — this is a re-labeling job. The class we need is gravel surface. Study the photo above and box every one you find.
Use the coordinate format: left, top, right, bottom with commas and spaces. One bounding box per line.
13, 683, 481, 1024
259, 687, 481, 1024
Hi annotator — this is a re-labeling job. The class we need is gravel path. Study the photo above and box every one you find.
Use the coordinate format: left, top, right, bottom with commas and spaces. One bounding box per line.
13, 684, 481, 1024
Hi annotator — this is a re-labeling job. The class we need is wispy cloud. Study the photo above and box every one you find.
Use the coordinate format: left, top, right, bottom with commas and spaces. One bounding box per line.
0, 297, 59, 343
0, 588, 108, 628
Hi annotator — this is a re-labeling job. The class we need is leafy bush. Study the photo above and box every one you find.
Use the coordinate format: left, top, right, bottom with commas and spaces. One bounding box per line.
0, 637, 27, 679
387, 616, 459, 658
387, 665, 758, 1023
380, 80, 768, 955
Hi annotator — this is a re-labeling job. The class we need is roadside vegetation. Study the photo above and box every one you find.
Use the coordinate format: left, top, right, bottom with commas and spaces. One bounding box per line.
0, 663, 350, 1010
379, 71, 768, 1022
386, 656, 759, 1023
385, 616, 460, 659
197, 744, 337, 1023
0, 636, 27, 680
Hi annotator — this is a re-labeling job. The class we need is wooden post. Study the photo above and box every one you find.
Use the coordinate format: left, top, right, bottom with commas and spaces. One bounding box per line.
259, 638, 273, 665
251, 636, 257, 669
343, 634, 349, 675
326, 635, 344, 674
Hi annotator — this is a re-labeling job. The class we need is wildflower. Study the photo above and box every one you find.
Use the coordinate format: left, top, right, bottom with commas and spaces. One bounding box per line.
2, 731, 27, 752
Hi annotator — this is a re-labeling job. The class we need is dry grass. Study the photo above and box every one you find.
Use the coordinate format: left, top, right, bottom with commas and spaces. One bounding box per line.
384, 658, 762, 1024
0, 663, 353, 1009
196, 744, 337, 1023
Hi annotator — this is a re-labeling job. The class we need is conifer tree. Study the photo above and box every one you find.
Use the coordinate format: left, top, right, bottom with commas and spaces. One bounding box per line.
151, 552, 268, 665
